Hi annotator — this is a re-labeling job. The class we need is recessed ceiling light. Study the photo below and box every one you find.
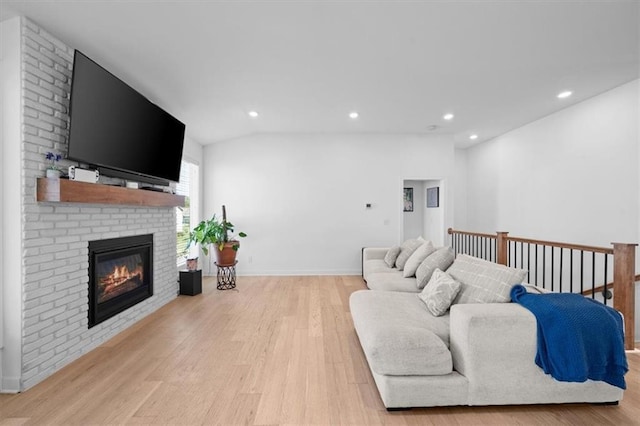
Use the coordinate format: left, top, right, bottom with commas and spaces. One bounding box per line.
248, 111, 259, 118
469, 134, 478, 140
349, 111, 359, 119
443, 113, 454, 120
557, 91, 572, 99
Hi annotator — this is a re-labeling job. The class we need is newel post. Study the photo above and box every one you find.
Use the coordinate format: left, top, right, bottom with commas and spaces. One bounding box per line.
496, 232, 509, 266
612, 243, 637, 350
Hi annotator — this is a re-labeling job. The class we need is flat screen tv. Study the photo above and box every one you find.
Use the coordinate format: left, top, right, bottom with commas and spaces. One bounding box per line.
68, 50, 185, 186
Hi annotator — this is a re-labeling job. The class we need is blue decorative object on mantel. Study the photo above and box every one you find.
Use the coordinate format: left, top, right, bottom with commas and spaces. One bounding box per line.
45, 151, 63, 178
45, 151, 62, 167
510, 284, 628, 389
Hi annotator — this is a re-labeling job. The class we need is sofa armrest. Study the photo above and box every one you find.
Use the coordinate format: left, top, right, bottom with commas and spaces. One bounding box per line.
448, 303, 623, 405
363, 247, 389, 262
449, 303, 536, 379
449, 303, 540, 404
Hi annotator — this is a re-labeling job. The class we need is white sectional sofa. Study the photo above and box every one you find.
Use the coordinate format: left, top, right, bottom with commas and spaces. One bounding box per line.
362, 245, 447, 292
352, 244, 625, 409
362, 247, 417, 291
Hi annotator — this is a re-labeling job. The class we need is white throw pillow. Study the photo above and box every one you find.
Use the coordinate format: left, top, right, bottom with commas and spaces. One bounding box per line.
395, 239, 423, 271
384, 246, 401, 268
415, 247, 455, 289
402, 241, 436, 278
447, 254, 528, 304
418, 269, 461, 316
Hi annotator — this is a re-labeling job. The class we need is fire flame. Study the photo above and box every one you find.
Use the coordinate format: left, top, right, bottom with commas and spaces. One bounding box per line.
100, 264, 144, 288
113, 265, 129, 280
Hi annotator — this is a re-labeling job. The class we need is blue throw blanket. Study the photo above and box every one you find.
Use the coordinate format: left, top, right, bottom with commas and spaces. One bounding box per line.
510, 284, 628, 389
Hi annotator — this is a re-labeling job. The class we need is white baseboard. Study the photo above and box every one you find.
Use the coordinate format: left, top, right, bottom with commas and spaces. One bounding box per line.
235, 270, 362, 277
201, 269, 362, 277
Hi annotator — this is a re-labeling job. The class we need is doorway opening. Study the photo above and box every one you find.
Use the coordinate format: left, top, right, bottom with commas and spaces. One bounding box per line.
402, 179, 445, 245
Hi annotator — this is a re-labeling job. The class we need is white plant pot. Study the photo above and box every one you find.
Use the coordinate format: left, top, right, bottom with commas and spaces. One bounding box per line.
46, 169, 61, 179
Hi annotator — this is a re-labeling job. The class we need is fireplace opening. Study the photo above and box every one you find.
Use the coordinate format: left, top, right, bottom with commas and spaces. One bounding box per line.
88, 234, 153, 328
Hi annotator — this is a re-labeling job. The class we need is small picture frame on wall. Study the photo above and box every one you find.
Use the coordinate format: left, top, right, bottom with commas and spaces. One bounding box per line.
403, 188, 414, 212
427, 186, 439, 208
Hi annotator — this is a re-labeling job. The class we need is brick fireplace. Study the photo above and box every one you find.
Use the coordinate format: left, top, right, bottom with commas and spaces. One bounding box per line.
6, 17, 180, 391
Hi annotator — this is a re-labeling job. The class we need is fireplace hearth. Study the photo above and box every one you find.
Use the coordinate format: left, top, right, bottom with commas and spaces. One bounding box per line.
88, 234, 153, 327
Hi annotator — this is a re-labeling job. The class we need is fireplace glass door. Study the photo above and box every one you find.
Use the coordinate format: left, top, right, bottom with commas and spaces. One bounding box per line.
88, 234, 153, 327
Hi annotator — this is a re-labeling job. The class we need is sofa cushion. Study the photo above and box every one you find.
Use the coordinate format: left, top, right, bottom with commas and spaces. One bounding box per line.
416, 247, 455, 289
366, 271, 420, 293
384, 246, 401, 268
419, 269, 461, 316
448, 254, 527, 304
350, 290, 452, 376
364, 259, 395, 280
402, 241, 436, 278
395, 239, 423, 270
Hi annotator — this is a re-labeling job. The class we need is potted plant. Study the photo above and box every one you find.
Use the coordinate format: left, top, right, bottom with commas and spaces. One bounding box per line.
186, 205, 247, 267
45, 151, 63, 178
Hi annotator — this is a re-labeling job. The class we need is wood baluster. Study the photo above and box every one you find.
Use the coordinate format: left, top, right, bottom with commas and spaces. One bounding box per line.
496, 231, 509, 266
612, 243, 637, 350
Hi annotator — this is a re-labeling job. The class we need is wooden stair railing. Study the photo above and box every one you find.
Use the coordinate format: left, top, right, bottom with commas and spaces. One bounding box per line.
582, 274, 640, 298
448, 228, 637, 350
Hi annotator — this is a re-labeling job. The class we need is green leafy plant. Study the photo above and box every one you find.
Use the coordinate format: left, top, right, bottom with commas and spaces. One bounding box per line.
186, 206, 247, 255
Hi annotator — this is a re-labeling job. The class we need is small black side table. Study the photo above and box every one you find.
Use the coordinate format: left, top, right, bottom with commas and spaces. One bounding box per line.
179, 269, 202, 295
215, 261, 237, 290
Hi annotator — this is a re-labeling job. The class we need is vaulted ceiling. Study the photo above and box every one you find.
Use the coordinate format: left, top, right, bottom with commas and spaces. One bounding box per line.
2, 1, 638, 147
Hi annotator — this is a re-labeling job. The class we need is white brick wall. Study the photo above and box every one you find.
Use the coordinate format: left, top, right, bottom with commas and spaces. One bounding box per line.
19, 18, 179, 390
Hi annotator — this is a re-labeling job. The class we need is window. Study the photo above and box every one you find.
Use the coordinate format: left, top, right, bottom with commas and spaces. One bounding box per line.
176, 160, 199, 266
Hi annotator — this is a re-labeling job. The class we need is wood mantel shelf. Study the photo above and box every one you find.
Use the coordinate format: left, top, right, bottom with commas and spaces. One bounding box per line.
36, 178, 185, 207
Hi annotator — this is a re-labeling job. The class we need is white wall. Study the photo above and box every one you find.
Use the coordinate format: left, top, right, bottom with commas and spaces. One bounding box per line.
179, 137, 204, 265
423, 180, 445, 246
0, 18, 5, 386
182, 136, 204, 167
182, 136, 204, 224
1, 17, 23, 392
466, 80, 639, 246
465, 79, 639, 340
203, 134, 455, 275
453, 148, 468, 230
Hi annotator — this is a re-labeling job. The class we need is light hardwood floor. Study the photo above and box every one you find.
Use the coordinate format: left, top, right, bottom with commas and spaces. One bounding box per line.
1, 275, 638, 425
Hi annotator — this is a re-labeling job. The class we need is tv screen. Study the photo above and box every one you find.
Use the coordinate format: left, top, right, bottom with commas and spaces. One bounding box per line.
68, 50, 185, 186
